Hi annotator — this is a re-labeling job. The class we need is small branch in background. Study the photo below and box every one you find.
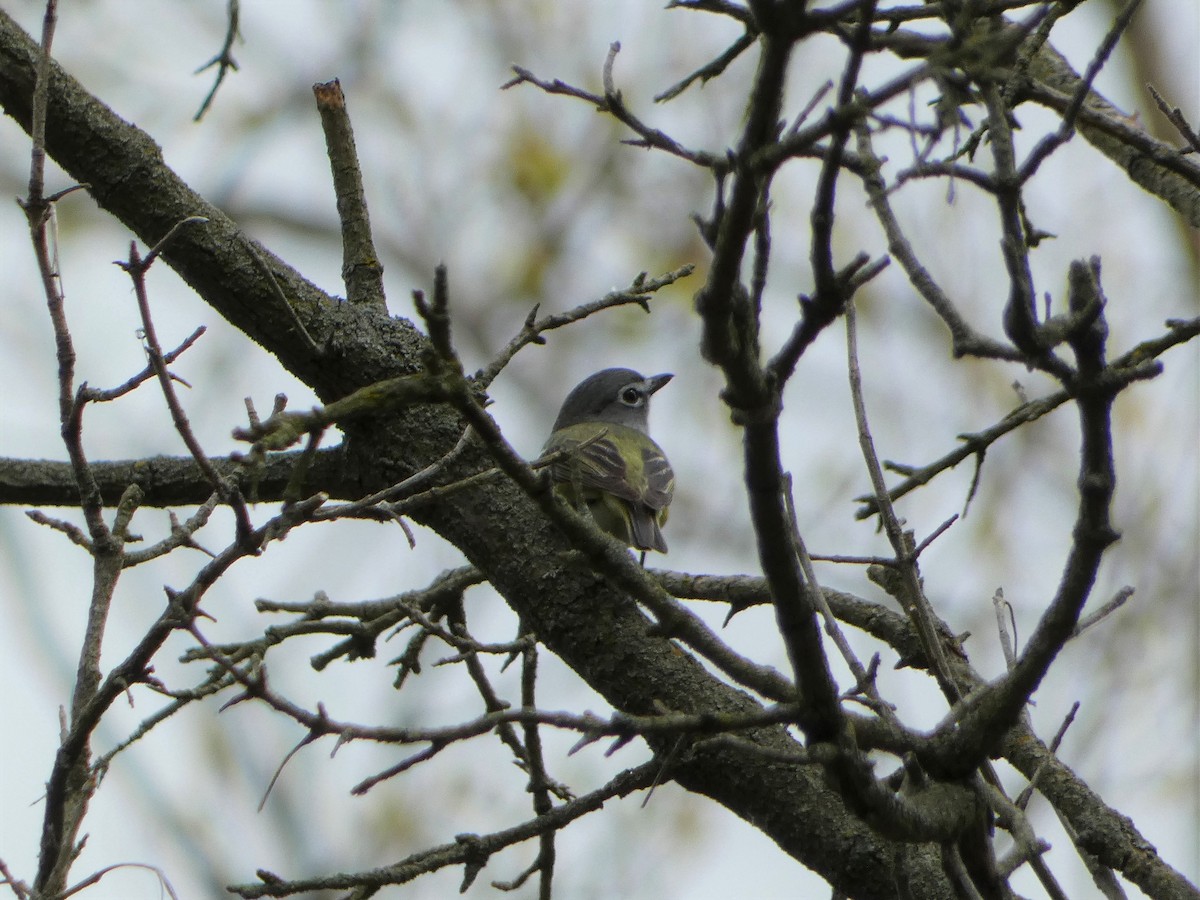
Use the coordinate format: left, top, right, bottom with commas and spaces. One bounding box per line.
655, 30, 757, 102
117, 219, 255, 546
987, 81, 1057, 370
1022, 41, 1200, 225
83, 326, 207, 403
19, 8, 135, 894
18, 1, 110, 541
140, 215, 210, 267
503, 54, 725, 170
24, 0, 56, 206
1015, 701, 1079, 811
853, 122, 1024, 362
241, 566, 485, 673
312, 424, 476, 522
313, 79, 386, 310
257, 730, 322, 813
844, 299, 962, 705
474, 265, 694, 389
993, 588, 1018, 670
492, 626, 557, 898
55, 862, 181, 900
767, 252, 887, 387
0, 856, 31, 900
853, 314, 1194, 520
123, 494, 222, 567
1071, 586, 1134, 639
808, 0, 875, 334
25, 509, 92, 549
1019, 0, 1145, 182
193, 0, 241, 121
984, 781, 1052, 879
412, 264, 454, 361
189, 619, 813, 765
783, 476, 900, 725
1146, 82, 1200, 156
232, 372, 451, 455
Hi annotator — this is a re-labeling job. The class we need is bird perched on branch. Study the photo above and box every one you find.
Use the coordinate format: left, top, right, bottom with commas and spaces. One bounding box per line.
542, 368, 675, 555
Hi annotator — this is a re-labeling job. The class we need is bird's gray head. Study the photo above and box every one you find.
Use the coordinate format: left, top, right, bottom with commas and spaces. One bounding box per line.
551, 368, 673, 434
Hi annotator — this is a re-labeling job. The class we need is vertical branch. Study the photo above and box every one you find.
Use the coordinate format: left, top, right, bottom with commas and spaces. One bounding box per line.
694, 24, 792, 405
314, 79, 387, 310
18, 4, 123, 892
19, 0, 105, 538
25, 0, 53, 204
1003, 258, 1117, 691
193, 0, 241, 121
985, 80, 1064, 377
692, 14, 845, 742
844, 300, 961, 703
520, 636, 556, 900
764, 1, 881, 386
989, 83, 1036, 352
930, 260, 1120, 773
809, 0, 874, 312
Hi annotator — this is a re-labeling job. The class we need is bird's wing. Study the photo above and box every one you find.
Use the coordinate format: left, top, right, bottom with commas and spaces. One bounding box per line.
638, 442, 674, 513
548, 431, 638, 501
545, 426, 673, 510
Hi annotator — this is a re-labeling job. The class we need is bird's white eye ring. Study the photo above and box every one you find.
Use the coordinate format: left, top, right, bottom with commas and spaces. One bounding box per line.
620, 387, 643, 406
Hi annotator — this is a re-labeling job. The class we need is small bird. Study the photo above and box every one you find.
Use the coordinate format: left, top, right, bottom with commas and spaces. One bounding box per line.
542, 368, 675, 553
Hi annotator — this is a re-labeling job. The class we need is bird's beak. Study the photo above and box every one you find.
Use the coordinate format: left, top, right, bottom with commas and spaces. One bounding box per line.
645, 373, 673, 395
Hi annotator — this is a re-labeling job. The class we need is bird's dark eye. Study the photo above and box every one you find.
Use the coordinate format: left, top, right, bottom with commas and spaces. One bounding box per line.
620, 387, 643, 406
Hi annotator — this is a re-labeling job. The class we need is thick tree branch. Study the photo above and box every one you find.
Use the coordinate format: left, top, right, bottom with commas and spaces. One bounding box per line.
0, 448, 350, 508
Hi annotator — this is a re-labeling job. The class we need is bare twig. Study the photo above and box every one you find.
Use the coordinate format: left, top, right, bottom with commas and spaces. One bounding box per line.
58, 861, 180, 900
117, 223, 255, 545
853, 316, 1197, 520
0, 856, 31, 900
993, 588, 1018, 670
193, 0, 241, 121
474, 266, 694, 389
503, 60, 724, 169
83, 326, 207, 403
1015, 701, 1079, 810
1147, 83, 1200, 156
1071, 586, 1134, 638
655, 31, 757, 102
783, 476, 898, 723
845, 299, 961, 703
228, 762, 662, 898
